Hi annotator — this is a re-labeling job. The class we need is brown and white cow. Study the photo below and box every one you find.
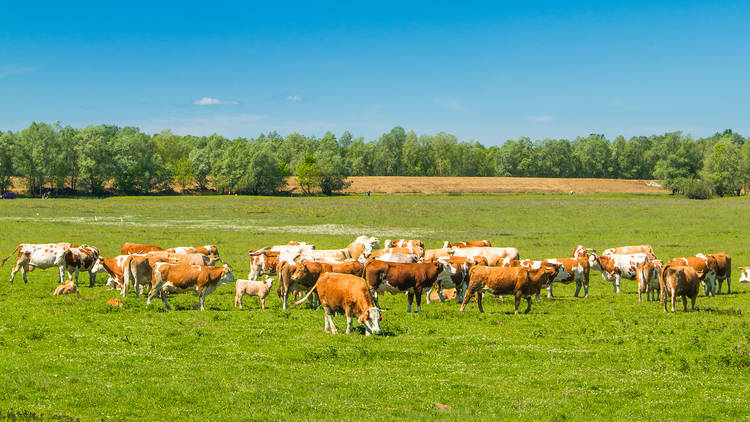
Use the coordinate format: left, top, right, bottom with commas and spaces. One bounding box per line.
166, 245, 222, 262
346, 236, 380, 262
459, 265, 561, 314
92, 255, 153, 297
384, 239, 424, 256
424, 255, 489, 303
449, 247, 519, 266
147, 251, 219, 267
53, 280, 78, 295
500, 258, 573, 299
659, 264, 700, 313
589, 252, 651, 293
248, 250, 281, 280
698, 253, 731, 295
2, 243, 71, 284
363, 260, 453, 312
293, 272, 381, 335
443, 240, 492, 248
739, 267, 750, 284
636, 260, 661, 303
281, 261, 365, 309
63, 245, 100, 286
666, 255, 717, 297
422, 248, 454, 261
148, 263, 235, 311
602, 245, 656, 259
120, 242, 164, 255
91, 255, 129, 290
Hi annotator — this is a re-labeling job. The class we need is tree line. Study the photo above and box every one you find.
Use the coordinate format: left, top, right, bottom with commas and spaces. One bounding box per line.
1, 122, 749, 198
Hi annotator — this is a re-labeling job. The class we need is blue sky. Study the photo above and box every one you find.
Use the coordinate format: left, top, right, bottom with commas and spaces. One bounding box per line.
2, 1, 749, 145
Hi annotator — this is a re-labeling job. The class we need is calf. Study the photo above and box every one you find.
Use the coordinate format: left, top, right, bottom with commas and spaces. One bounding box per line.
121, 242, 164, 255
739, 267, 750, 284
636, 260, 661, 303
3, 243, 69, 284
148, 263, 236, 310
666, 255, 717, 297
363, 260, 453, 312
460, 265, 560, 314
293, 273, 381, 335
659, 264, 700, 313
234, 276, 274, 309
53, 280, 78, 295
443, 240, 492, 248
589, 252, 651, 293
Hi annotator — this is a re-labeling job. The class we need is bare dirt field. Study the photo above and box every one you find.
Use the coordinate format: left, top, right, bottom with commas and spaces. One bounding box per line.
287, 176, 668, 194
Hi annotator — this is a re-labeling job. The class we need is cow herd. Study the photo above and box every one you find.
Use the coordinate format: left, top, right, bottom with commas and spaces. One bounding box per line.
3, 237, 749, 335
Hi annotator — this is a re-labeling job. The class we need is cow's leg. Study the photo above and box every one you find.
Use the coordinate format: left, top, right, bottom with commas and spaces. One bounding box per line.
234, 291, 242, 308
524, 296, 532, 314
476, 291, 484, 313
325, 307, 338, 334
583, 271, 590, 298
436, 288, 446, 304
372, 290, 380, 308
88, 270, 96, 288
147, 283, 159, 305
717, 278, 723, 295
345, 311, 353, 334
160, 291, 172, 311
58, 266, 66, 284
459, 284, 475, 312
415, 290, 423, 313
726, 276, 731, 294
690, 295, 696, 311
282, 287, 290, 310
514, 291, 521, 315
574, 281, 582, 298
260, 296, 266, 310
615, 275, 621, 293
406, 292, 414, 313
547, 284, 553, 299
323, 307, 331, 333
671, 292, 676, 313
682, 296, 688, 312
638, 288, 643, 303
198, 288, 205, 311
9, 260, 23, 284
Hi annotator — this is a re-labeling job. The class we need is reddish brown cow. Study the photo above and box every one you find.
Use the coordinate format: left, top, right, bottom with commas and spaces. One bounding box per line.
121, 242, 164, 255
636, 261, 661, 303
666, 255, 717, 296
248, 250, 281, 280
363, 260, 453, 312
422, 256, 488, 303
459, 265, 560, 314
700, 252, 731, 294
293, 273, 381, 335
660, 264, 700, 312
148, 263, 236, 310
443, 240, 492, 248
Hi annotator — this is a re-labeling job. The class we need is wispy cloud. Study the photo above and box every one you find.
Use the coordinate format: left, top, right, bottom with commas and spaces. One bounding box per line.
193, 97, 238, 106
526, 115, 555, 123
0, 65, 36, 78
286, 94, 302, 102
435, 98, 468, 112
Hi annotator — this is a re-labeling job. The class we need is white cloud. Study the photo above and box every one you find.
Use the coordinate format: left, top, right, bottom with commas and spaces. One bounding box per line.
526, 115, 555, 123
193, 97, 238, 106
286, 94, 302, 102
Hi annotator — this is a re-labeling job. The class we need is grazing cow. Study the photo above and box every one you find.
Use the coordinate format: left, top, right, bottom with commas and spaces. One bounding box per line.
699, 253, 731, 294
62, 245, 100, 287
2, 243, 71, 284
659, 265, 700, 313
276, 261, 318, 310
148, 263, 236, 311
424, 256, 489, 303
589, 252, 651, 293
166, 245, 222, 262
363, 260, 453, 312
739, 267, 750, 283
234, 276, 274, 309
459, 265, 561, 314
282, 261, 365, 309
443, 240, 492, 248
147, 251, 219, 266
247, 250, 281, 280
423, 248, 454, 261
602, 245, 656, 259
91, 255, 130, 290
120, 242, 164, 255
666, 255, 717, 297
293, 272, 381, 335
500, 258, 572, 299
384, 239, 424, 254
53, 280, 78, 295
450, 247, 519, 266
636, 260, 661, 303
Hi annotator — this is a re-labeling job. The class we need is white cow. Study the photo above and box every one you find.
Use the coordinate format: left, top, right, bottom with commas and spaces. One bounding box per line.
589, 252, 651, 293
2, 243, 71, 284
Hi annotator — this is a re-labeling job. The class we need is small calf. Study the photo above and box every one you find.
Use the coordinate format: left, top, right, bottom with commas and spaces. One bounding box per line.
53, 280, 78, 295
235, 276, 274, 309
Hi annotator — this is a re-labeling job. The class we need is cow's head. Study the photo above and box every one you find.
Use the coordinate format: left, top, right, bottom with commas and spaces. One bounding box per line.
435, 262, 454, 287
588, 253, 603, 271
91, 256, 107, 274
220, 264, 236, 283
358, 307, 382, 336
553, 262, 570, 279
290, 263, 310, 281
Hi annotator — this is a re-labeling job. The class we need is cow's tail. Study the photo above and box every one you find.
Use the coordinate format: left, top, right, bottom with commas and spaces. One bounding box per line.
292, 281, 319, 307
1, 245, 21, 267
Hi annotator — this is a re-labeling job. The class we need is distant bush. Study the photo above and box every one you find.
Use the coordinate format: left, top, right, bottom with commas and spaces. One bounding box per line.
682, 178, 712, 199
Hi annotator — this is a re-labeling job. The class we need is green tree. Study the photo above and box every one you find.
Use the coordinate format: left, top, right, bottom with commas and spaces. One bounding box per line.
573, 134, 612, 178
703, 140, 743, 196
75, 125, 117, 194
241, 146, 287, 195
296, 154, 320, 194
0, 131, 15, 192
17, 122, 58, 195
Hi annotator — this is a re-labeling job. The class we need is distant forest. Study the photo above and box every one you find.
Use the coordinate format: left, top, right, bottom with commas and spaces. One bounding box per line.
1, 123, 749, 198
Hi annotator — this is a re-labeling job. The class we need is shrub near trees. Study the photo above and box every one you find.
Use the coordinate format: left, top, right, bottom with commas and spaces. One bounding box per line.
1, 123, 749, 198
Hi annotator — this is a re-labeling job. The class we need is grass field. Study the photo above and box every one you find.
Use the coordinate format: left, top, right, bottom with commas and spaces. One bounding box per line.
1, 194, 749, 421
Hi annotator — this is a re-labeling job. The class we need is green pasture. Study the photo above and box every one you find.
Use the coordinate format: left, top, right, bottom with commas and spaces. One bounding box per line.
0, 194, 749, 421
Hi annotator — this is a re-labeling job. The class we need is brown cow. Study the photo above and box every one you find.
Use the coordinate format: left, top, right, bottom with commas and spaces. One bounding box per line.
443, 240, 492, 248
666, 255, 717, 296
166, 245, 222, 263
659, 264, 700, 312
363, 260, 453, 312
276, 261, 318, 310
699, 253, 731, 294
459, 265, 560, 314
423, 256, 489, 303
121, 242, 164, 255
53, 280, 78, 295
636, 261, 661, 303
148, 263, 236, 310
293, 273, 381, 335
248, 250, 281, 280
500, 258, 577, 298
